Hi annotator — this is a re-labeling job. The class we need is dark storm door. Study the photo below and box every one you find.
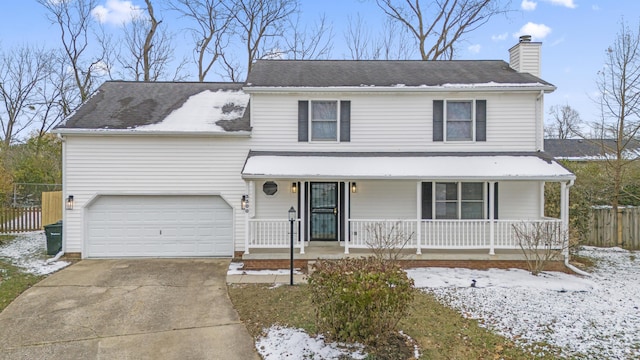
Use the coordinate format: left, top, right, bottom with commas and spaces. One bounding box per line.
310, 182, 338, 240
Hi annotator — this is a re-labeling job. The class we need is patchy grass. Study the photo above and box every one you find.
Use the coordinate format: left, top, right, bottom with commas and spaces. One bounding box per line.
570, 253, 598, 271
228, 284, 561, 359
0, 260, 44, 312
0, 235, 14, 247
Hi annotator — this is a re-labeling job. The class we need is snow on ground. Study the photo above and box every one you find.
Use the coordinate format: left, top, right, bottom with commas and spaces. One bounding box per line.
228, 262, 303, 275
408, 247, 640, 359
256, 326, 366, 360
0, 231, 70, 275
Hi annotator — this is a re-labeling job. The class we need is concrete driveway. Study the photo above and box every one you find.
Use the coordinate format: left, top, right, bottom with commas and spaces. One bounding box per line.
0, 259, 260, 359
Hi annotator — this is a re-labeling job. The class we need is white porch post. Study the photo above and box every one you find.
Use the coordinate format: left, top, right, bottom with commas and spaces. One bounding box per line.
416, 181, 422, 254
345, 181, 350, 254
299, 181, 305, 254
560, 181, 569, 255
489, 181, 495, 255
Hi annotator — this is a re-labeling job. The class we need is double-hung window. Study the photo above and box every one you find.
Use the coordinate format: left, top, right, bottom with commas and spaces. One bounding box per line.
433, 99, 486, 142
311, 101, 338, 141
298, 100, 351, 142
422, 181, 497, 220
446, 101, 474, 141
434, 182, 484, 219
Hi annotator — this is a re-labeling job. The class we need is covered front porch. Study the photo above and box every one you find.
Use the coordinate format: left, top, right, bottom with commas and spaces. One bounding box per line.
239, 152, 575, 260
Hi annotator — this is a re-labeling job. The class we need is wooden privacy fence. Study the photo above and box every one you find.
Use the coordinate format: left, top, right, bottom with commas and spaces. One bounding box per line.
42, 191, 63, 227
589, 207, 640, 249
0, 207, 41, 233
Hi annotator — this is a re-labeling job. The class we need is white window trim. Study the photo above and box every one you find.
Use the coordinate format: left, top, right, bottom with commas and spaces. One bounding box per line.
308, 99, 341, 143
443, 99, 476, 143
432, 181, 486, 220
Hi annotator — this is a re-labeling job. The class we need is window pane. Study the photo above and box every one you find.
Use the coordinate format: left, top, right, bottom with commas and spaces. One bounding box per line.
436, 183, 457, 200
461, 202, 483, 219
436, 202, 457, 219
461, 183, 483, 200
447, 101, 472, 121
447, 121, 472, 141
312, 101, 337, 120
311, 121, 337, 140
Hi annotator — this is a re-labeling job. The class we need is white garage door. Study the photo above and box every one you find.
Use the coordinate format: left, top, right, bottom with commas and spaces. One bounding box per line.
87, 195, 232, 258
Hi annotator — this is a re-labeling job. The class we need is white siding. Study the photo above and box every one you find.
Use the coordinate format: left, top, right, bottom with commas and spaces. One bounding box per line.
63, 135, 250, 254
509, 42, 542, 77
498, 181, 542, 219
350, 181, 417, 219
249, 92, 538, 152
254, 180, 298, 219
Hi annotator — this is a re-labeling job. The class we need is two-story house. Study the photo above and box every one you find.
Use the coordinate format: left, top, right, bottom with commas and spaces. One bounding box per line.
54, 36, 575, 268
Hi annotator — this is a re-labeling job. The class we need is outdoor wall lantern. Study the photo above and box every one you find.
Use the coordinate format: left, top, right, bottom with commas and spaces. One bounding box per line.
65, 195, 74, 210
351, 182, 357, 193
241, 195, 249, 213
291, 182, 298, 194
288, 206, 296, 286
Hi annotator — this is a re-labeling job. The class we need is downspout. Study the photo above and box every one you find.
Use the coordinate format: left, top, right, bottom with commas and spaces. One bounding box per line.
561, 179, 590, 276
52, 134, 66, 260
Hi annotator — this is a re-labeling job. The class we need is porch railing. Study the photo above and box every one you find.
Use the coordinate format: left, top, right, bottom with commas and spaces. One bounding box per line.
245, 218, 564, 255
246, 219, 302, 253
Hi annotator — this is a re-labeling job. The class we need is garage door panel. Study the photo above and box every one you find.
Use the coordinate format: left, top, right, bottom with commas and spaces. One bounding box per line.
87, 195, 232, 258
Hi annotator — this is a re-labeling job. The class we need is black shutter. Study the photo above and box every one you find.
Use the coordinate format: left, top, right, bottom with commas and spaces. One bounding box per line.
298, 101, 309, 142
433, 100, 443, 141
339, 182, 346, 241
476, 100, 486, 142
421, 182, 433, 219
340, 101, 351, 142
487, 182, 499, 219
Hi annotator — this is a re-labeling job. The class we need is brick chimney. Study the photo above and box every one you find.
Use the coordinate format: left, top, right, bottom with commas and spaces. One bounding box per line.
509, 35, 542, 77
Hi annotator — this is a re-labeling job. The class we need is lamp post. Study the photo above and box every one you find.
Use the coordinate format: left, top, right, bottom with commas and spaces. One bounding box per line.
288, 206, 296, 286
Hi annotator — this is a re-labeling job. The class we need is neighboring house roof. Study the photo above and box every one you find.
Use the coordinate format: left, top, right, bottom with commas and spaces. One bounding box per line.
54, 81, 250, 133
544, 139, 640, 160
245, 60, 555, 91
241, 151, 575, 181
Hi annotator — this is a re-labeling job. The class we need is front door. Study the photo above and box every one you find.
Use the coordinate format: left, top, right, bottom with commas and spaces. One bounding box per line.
310, 182, 338, 240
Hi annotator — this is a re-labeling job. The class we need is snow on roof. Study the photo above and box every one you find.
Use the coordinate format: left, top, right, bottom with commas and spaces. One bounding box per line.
241, 154, 575, 181
134, 89, 249, 132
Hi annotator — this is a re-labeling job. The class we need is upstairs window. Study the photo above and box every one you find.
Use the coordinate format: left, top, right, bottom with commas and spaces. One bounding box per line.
311, 101, 338, 140
298, 100, 351, 142
446, 101, 473, 141
433, 100, 486, 142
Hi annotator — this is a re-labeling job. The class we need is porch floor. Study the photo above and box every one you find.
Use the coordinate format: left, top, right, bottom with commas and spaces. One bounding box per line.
242, 242, 532, 261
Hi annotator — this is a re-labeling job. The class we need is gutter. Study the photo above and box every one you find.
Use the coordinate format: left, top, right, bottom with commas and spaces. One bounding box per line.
243, 85, 557, 94
51, 129, 252, 137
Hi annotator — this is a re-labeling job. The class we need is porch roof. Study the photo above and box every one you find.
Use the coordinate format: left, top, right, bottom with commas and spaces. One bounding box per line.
241, 151, 575, 181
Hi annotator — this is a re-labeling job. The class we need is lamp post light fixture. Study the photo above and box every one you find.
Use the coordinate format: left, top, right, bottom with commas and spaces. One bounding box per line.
65, 195, 74, 210
288, 206, 296, 286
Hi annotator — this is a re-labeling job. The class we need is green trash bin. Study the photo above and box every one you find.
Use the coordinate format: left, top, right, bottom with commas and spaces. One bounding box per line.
44, 220, 63, 255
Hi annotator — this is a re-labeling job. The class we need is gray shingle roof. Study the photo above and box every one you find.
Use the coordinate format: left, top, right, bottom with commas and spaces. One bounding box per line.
544, 139, 640, 159
245, 60, 554, 88
56, 81, 250, 131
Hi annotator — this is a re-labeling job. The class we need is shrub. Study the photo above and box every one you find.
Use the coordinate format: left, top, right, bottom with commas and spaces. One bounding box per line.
308, 257, 414, 346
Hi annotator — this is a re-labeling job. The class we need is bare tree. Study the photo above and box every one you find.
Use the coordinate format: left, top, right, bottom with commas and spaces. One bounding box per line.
344, 14, 374, 60
37, 0, 104, 102
284, 13, 334, 60
118, 0, 186, 81
513, 221, 566, 276
225, 0, 298, 79
170, 0, 234, 81
0, 46, 53, 147
375, 0, 510, 60
595, 20, 640, 246
545, 104, 582, 139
